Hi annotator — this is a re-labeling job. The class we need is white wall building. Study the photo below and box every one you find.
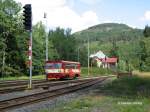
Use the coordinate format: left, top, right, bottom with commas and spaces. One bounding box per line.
90, 50, 107, 67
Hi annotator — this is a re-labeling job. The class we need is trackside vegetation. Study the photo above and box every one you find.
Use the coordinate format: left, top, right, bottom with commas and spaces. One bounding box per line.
81, 67, 113, 77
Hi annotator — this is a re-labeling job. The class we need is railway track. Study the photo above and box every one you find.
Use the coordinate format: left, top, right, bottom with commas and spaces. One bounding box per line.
0, 79, 47, 88
0, 76, 113, 111
0, 80, 49, 94
0, 77, 106, 94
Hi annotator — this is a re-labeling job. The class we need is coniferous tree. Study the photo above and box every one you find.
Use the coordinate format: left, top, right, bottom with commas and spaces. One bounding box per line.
143, 25, 150, 38
139, 40, 147, 71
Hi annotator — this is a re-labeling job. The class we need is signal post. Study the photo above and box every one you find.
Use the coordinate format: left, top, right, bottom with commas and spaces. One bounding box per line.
23, 4, 32, 88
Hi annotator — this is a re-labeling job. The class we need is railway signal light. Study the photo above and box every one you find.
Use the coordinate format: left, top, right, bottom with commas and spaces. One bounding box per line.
23, 4, 33, 88
23, 4, 32, 30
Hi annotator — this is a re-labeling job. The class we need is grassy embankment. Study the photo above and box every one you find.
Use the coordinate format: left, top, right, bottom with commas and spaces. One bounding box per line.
0, 67, 113, 80
133, 70, 150, 78
40, 76, 150, 112
81, 67, 113, 77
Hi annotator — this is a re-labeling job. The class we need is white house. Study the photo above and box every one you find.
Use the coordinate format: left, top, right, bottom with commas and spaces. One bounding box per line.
90, 50, 107, 59
90, 50, 118, 69
90, 50, 107, 67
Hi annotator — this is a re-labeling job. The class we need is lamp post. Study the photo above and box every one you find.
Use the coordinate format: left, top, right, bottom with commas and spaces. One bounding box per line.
44, 12, 48, 61
44, 13, 48, 80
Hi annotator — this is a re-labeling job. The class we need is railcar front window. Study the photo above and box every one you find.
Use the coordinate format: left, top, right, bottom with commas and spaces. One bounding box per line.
45, 63, 62, 69
65, 64, 77, 69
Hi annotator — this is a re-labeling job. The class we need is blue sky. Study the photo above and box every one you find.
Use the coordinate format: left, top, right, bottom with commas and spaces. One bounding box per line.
68, 0, 150, 28
15, 0, 150, 32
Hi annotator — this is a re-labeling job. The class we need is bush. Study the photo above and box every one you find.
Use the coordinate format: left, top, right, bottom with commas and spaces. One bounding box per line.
0, 66, 21, 77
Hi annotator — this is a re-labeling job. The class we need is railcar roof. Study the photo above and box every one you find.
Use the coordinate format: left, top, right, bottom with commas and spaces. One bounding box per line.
46, 60, 80, 64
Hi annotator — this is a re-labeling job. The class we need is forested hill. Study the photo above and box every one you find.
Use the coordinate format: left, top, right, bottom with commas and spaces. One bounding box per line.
73, 23, 143, 42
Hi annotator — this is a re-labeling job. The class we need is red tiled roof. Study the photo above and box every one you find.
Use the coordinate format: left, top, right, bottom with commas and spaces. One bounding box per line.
101, 57, 117, 63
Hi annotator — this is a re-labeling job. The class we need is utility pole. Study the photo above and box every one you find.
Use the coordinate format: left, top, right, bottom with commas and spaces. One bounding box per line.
44, 13, 48, 61
78, 47, 80, 62
88, 36, 90, 76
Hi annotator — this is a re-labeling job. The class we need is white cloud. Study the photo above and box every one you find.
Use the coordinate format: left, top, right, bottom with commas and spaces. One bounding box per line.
15, 0, 100, 33
144, 11, 150, 20
140, 11, 150, 21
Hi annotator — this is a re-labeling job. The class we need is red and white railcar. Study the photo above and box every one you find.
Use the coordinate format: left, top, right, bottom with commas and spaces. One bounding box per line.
45, 60, 80, 79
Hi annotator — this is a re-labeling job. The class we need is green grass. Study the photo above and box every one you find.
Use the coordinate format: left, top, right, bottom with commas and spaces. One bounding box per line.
39, 95, 150, 112
81, 67, 113, 77
101, 76, 150, 97
39, 76, 150, 112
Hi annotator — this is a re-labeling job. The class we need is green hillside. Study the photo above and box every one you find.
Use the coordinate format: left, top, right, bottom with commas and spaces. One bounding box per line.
73, 23, 150, 72
73, 23, 143, 43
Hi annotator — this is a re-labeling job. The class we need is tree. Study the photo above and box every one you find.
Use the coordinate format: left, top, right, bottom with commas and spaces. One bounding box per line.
138, 40, 147, 71
49, 27, 77, 61
31, 24, 44, 74
109, 40, 119, 58
143, 25, 150, 38
0, 0, 27, 77
78, 46, 88, 66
